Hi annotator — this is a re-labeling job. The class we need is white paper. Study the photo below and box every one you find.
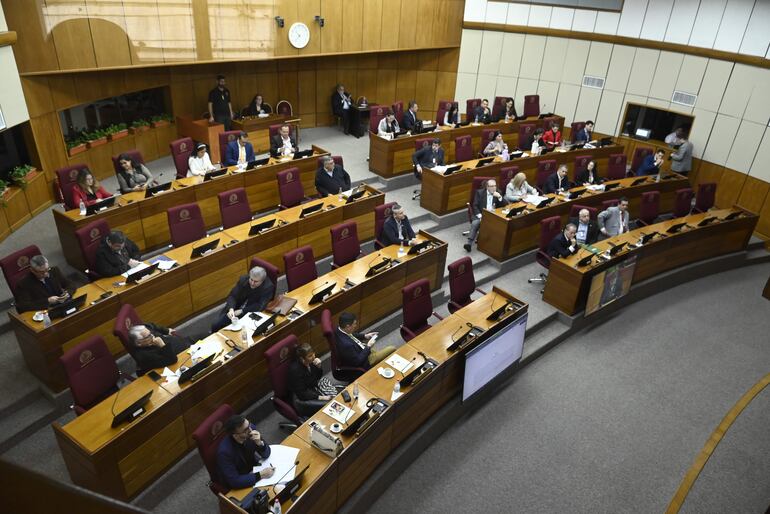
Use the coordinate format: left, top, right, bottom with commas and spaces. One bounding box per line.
390, 391, 404, 402
252, 445, 301, 488
157, 259, 176, 271
385, 354, 414, 374
323, 401, 355, 424
523, 194, 547, 205
223, 311, 269, 346
161, 366, 180, 384
121, 262, 149, 278
188, 340, 221, 361
587, 184, 605, 192
431, 165, 447, 173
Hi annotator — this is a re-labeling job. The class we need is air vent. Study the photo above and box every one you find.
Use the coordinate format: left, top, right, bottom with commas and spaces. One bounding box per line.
582, 75, 605, 89
672, 91, 697, 107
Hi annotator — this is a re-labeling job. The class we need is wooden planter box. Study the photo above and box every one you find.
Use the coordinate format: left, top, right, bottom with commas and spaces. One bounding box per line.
87, 137, 108, 148
68, 144, 87, 157
130, 125, 151, 134
150, 119, 170, 128
108, 129, 129, 141
1, 186, 31, 231
23, 169, 53, 217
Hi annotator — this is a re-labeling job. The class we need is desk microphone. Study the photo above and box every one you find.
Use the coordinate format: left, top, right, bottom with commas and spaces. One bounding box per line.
396, 356, 417, 379
272, 460, 300, 494
311, 281, 331, 293
366, 252, 381, 268
110, 383, 123, 418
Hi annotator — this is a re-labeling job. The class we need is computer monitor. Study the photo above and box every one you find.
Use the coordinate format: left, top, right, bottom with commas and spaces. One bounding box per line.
85, 196, 116, 215
190, 238, 219, 259
299, 203, 323, 218
203, 168, 227, 181
145, 182, 172, 198
249, 218, 276, 236
110, 390, 153, 428
48, 294, 87, 320
308, 282, 335, 305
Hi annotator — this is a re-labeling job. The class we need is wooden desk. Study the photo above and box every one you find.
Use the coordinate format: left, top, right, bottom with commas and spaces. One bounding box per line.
232, 116, 300, 155
478, 174, 690, 262
219, 287, 526, 514
421, 143, 625, 215
53, 146, 330, 271
51, 235, 447, 500
543, 208, 758, 315
11, 187, 384, 392
368, 115, 564, 178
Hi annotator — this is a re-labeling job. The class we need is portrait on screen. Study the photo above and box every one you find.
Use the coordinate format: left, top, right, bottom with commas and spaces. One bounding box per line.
585, 255, 637, 316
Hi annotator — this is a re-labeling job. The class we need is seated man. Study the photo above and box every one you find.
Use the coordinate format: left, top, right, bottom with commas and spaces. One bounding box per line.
216, 415, 274, 490
464, 179, 507, 252
315, 155, 351, 197
473, 98, 492, 123
224, 131, 255, 167
127, 323, 196, 372
380, 203, 416, 247
211, 266, 275, 332
412, 138, 445, 175
336, 312, 396, 369
15, 255, 76, 313
542, 123, 563, 148
288, 343, 336, 417
544, 165, 570, 194
573, 120, 594, 143
637, 149, 665, 176
547, 223, 578, 258
569, 208, 599, 245
95, 230, 142, 277
598, 197, 630, 237
270, 124, 299, 158
401, 100, 421, 133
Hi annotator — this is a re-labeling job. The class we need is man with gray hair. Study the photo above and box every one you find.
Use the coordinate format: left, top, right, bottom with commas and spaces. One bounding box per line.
15, 255, 76, 313
314, 154, 351, 197
211, 266, 275, 332
127, 323, 196, 372
568, 208, 598, 245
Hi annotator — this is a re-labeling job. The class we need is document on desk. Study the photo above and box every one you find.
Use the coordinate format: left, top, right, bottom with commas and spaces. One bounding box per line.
149, 254, 177, 271
523, 194, 547, 205
385, 354, 414, 374
121, 262, 149, 278
252, 444, 301, 488
323, 401, 355, 424
587, 184, 605, 192
431, 165, 447, 174
223, 311, 269, 345
188, 340, 221, 361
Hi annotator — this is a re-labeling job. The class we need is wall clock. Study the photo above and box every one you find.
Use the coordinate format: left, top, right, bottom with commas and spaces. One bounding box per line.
288, 22, 310, 49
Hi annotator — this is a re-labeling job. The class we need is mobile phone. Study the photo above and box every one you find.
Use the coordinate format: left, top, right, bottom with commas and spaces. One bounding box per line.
100, 291, 113, 299
147, 370, 162, 381
225, 348, 241, 360
341, 390, 352, 403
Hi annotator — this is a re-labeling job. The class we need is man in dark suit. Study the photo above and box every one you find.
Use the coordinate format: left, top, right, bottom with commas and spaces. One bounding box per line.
270, 124, 299, 158
412, 138, 445, 175
211, 266, 275, 332
473, 98, 492, 123
401, 100, 421, 133
544, 165, 570, 194
127, 323, 196, 373
331, 84, 354, 135
216, 415, 273, 490
573, 120, 593, 143
569, 208, 599, 245
15, 255, 76, 313
95, 230, 142, 277
223, 131, 255, 166
315, 155, 351, 196
637, 149, 665, 176
380, 203, 416, 247
336, 312, 396, 369
464, 179, 507, 252
547, 223, 578, 258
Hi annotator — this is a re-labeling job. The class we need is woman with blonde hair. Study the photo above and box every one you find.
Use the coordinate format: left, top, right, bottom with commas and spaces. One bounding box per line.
505, 171, 537, 203
71, 168, 113, 207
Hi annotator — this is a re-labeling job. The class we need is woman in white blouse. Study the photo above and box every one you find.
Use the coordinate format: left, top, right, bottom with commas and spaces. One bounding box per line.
530, 128, 545, 155
188, 143, 216, 177
377, 111, 400, 138
505, 172, 537, 203
483, 131, 508, 156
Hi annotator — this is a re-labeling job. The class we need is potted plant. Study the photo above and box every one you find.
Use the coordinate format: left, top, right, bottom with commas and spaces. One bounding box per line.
107, 123, 128, 141
150, 114, 173, 128
84, 128, 109, 148
66, 134, 87, 157
130, 119, 151, 134
9, 164, 34, 190
0, 178, 7, 198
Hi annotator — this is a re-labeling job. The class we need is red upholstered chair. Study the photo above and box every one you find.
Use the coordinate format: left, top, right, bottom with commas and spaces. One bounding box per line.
436, 107, 447, 126
265, 334, 304, 428
218, 130, 241, 163
269, 123, 297, 140
75, 219, 110, 278
536, 159, 557, 191
528, 216, 562, 286
400, 279, 443, 341
542, 116, 560, 132
374, 202, 396, 250
283, 246, 317, 292
570, 121, 586, 139
466, 176, 492, 233
455, 135, 474, 162
631, 146, 654, 175
480, 128, 497, 154
518, 123, 536, 149
523, 95, 540, 118
316, 155, 343, 169
693, 182, 717, 213
276, 100, 293, 116
602, 199, 619, 210
111, 150, 144, 175
330, 221, 362, 269
673, 187, 694, 218
218, 188, 252, 229
574, 155, 593, 181
414, 137, 433, 152
391, 101, 404, 124
192, 404, 234, 496
276, 167, 308, 209
249, 256, 279, 300
1, 245, 41, 299
436, 100, 459, 126
491, 96, 508, 120
60, 335, 120, 415
167, 203, 206, 248
637, 190, 660, 226
466, 99, 481, 121
55, 164, 88, 209
169, 137, 195, 179
369, 105, 388, 134
321, 309, 366, 383
569, 204, 598, 220
113, 303, 143, 351
606, 153, 627, 180
447, 257, 486, 313
499, 166, 519, 191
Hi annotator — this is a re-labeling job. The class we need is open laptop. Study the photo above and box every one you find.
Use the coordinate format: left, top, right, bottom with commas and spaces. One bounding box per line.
85, 196, 116, 215
178, 354, 216, 385
203, 168, 228, 181
292, 149, 314, 160
299, 203, 324, 218
48, 294, 87, 320
126, 263, 159, 284
246, 157, 270, 170
443, 164, 463, 176
190, 238, 219, 259
248, 218, 276, 236
145, 182, 172, 198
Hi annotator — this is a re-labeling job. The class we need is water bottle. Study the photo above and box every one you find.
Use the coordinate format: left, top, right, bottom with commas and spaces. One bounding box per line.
272, 499, 282, 514
399, 241, 405, 256
393, 381, 400, 395
79, 200, 86, 216
43, 312, 51, 328
474, 114, 479, 124
338, 187, 344, 201
353, 382, 359, 400
241, 327, 249, 346
502, 146, 509, 162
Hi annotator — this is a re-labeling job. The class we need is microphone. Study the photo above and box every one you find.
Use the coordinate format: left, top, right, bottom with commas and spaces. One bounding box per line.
489, 290, 498, 313
366, 252, 381, 268
110, 384, 123, 417
311, 281, 331, 294
396, 356, 417, 379
271, 460, 300, 494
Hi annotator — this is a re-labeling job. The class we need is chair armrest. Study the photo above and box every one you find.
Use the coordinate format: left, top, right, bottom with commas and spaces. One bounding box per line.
449, 300, 464, 312
474, 287, 487, 295
400, 324, 417, 339
431, 311, 444, 321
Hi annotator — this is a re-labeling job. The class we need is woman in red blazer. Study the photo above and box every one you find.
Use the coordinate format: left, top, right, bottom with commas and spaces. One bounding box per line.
71, 168, 113, 207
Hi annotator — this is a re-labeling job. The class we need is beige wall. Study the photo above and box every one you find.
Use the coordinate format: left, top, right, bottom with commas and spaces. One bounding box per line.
0, 2, 28, 129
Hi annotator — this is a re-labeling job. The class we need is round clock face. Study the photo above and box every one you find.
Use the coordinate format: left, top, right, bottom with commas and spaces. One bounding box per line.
288, 22, 310, 49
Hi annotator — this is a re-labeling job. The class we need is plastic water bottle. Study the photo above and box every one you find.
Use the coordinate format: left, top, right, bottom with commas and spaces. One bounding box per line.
241, 327, 249, 346
353, 382, 359, 400
502, 146, 509, 161
474, 114, 479, 124
79, 200, 86, 216
272, 499, 282, 514
393, 381, 400, 395
338, 187, 343, 201
43, 312, 51, 328
399, 241, 405, 256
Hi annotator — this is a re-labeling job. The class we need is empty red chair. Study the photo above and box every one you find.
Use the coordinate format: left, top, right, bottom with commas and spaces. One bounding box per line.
637, 190, 660, 226
400, 278, 443, 341
455, 135, 473, 162
113, 303, 143, 356
1, 245, 41, 298
606, 153, 627, 180
218, 188, 252, 229
316, 155, 343, 169
369, 105, 388, 134
265, 335, 304, 427
275, 100, 293, 116
55, 164, 88, 209
374, 202, 396, 250
499, 166, 519, 191
321, 309, 366, 383
466, 98, 481, 121
673, 187, 694, 217
569, 204, 598, 219
218, 130, 241, 163
60, 335, 120, 415
276, 167, 308, 209
391, 101, 404, 124
111, 149, 144, 175
491, 96, 507, 120
192, 404, 235, 496
447, 257, 486, 313
523, 94, 540, 118
283, 246, 317, 292
693, 182, 717, 213
249, 256, 279, 300
536, 159, 557, 191
169, 137, 194, 179
518, 123, 536, 149
528, 216, 562, 286
631, 146, 654, 175
167, 203, 206, 248
75, 219, 110, 278
330, 221, 362, 269
574, 155, 593, 181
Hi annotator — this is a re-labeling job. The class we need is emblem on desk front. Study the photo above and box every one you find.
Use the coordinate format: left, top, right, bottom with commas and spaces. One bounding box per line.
79, 350, 94, 366
90, 228, 101, 241
16, 255, 29, 270
180, 142, 188, 152
228, 193, 238, 205
179, 209, 190, 221
295, 252, 305, 264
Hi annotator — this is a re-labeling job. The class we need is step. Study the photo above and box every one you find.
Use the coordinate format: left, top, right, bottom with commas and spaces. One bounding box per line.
0, 393, 61, 455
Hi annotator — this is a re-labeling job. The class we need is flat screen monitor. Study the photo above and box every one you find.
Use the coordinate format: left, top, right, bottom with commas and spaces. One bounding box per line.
462, 313, 527, 403
584, 255, 637, 316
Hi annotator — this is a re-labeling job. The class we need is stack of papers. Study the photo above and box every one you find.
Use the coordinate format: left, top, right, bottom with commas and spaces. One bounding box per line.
523, 194, 547, 205
121, 262, 149, 278
161, 367, 180, 384
431, 165, 447, 173
149, 255, 177, 271
385, 354, 414, 374
222, 311, 270, 346
323, 401, 355, 424
252, 445, 300, 488
188, 340, 221, 361
587, 184, 605, 192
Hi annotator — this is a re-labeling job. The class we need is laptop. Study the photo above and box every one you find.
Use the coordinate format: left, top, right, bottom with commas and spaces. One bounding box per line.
443, 164, 463, 176
408, 240, 432, 255
475, 157, 494, 168
203, 168, 228, 181
252, 312, 279, 336
126, 263, 159, 284
248, 218, 276, 236
308, 282, 336, 305
607, 242, 627, 257
566, 188, 586, 200
145, 182, 172, 198
246, 157, 270, 170
576, 254, 594, 267
292, 149, 313, 160
345, 188, 366, 203
48, 294, 87, 320
535, 197, 554, 209
299, 203, 324, 218
506, 206, 527, 218
85, 196, 116, 215
639, 232, 657, 245
178, 354, 216, 385
274, 465, 310, 504
190, 238, 220, 259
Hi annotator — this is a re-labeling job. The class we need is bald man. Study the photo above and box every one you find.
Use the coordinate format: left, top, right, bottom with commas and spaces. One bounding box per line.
569, 208, 598, 245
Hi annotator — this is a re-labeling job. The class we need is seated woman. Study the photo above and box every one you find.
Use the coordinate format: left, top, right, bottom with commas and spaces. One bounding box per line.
287, 343, 338, 417
72, 168, 113, 207
246, 94, 271, 116
483, 131, 508, 156
505, 172, 537, 203
577, 160, 602, 185
116, 153, 155, 194
496, 97, 518, 122
442, 103, 460, 127
529, 128, 545, 155
187, 143, 216, 177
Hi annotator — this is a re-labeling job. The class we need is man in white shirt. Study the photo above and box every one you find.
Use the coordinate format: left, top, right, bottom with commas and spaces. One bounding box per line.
270, 125, 298, 157
465, 179, 507, 251
665, 127, 685, 147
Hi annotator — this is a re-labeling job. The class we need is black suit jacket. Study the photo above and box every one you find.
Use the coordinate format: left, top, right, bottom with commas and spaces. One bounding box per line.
473, 106, 492, 123
15, 267, 76, 313
401, 109, 420, 132
569, 216, 599, 245
412, 146, 445, 168
380, 216, 415, 246
315, 165, 351, 196
472, 188, 507, 217
494, 105, 518, 122
336, 328, 371, 369
547, 233, 577, 258
331, 92, 353, 116
94, 237, 141, 277
224, 276, 275, 313
270, 134, 298, 157
544, 173, 569, 194
576, 168, 602, 185
287, 360, 323, 401
131, 322, 193, 372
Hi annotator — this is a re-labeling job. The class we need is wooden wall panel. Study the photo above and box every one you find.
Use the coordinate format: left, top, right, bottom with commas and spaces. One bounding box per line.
297, 0, 322, 56
341, 0, 363, 52
297, 68, 317, 116
356, 69, 378, 104
320, 0, 343, 54
273, 0, 299, 57
398, 0, 418, 49
85, 0, 132, 68
20, 77, 54, 118
737, 176, 770, 214
28, 112, 69, 179
414, 0, 436, 49
361, 0, 382, 52
716, 168, 747, 209
3, 0, 59, 73
380, 0, 402, 51
47, 0, 98, 70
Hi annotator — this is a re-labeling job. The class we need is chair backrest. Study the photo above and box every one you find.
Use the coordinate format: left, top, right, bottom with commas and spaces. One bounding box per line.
437, 100, 457, 113
518, 123, 536, 149
112, 303, 142, 354
330, 221, 361, 268
469, 176, 493, 205
481, 128, 497, 148
631, 146, 654, 174
455, 135, 473, 162
569, 204, 598, 220
60, 335, 119, 415
536, 159, 558, 190
374, 202, 396, 248
448, 257, 476, 310
218, 188, 252, 230
639, 190, 660, 224
539, 216, 562, 252
1, 245, 41, 298
391, 101, 404, 123
523, 95, 540, 118
169, 137, 195, 179
574, 155, 593, 180
499, 166, 519, 192
167, 203, 206, 248
492, 96, 508, 120
606, 153, 627, 180
673, 187, 694, 217
542, 116, 559, 131
249, 256, 279, 300
466, 99, 481, 120
316, 155, 343, 169
283, 246, 317, 291
414, 137, 433, 152
55, 164, 89, 209
436, 107, 447, 126
602, 199, 619, 210
695, 182, 717, 212
218, 130, 242, 163
111, 150, 144, 176
276, 167, 304, 209
269, 123, 297, 140
571, 121, 586, 139
275, 100, 293, 116
75, 219, 111, 275
192, 404, 234, 496
369, 105, 388, 133
264, 335, 302, 424
401, 278, 433, 333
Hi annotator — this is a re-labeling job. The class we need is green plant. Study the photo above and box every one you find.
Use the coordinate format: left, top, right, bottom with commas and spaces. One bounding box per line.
9, 164, 33, 189
104, 123, 127, 134
83, 128, 109, 141
150, 113, 173, 123
0, 178, 8, 199
65, 132, 87, 150
131, 118, 151, 129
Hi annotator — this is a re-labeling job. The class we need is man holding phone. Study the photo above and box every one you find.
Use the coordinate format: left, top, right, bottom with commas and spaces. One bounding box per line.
15, 255, 76, 313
